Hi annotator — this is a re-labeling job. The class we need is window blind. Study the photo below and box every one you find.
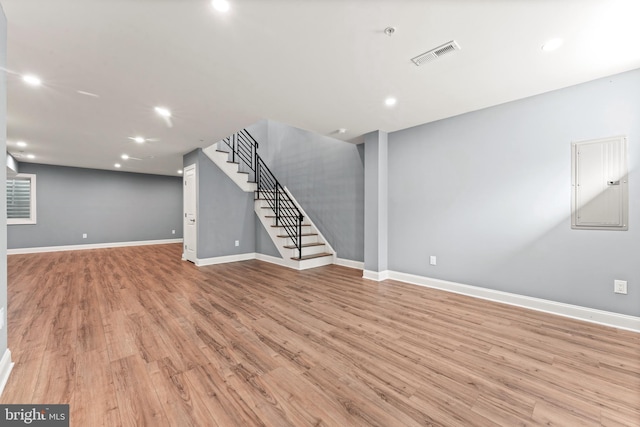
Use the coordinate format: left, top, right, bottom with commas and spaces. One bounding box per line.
7, 177, 32, 219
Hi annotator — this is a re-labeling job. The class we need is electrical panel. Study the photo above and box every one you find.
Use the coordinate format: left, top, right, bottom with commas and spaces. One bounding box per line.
571, 136, 628, 230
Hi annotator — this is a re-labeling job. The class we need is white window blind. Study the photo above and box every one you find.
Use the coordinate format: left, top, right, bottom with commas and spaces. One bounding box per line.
7, 173, 37, 225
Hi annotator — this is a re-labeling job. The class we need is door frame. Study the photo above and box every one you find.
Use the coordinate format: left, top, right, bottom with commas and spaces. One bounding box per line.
183, 163, 197, 262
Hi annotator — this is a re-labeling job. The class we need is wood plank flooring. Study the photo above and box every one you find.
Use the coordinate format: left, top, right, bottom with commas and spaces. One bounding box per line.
2, 243, 639, 426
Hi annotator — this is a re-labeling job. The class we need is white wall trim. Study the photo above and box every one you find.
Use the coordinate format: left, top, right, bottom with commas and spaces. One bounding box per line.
255, 253, 293, 268
335, 258, 364, 270
386, 271, 640, 333
0, 349, 14, 397
195, 252, 256, 266
7, 238, 184, 255
363, 270, 390, 281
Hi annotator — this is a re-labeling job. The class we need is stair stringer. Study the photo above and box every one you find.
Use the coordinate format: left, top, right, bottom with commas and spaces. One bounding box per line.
202, 143, 256, 192
254, 187, 335, 270
283, 186, 337, 257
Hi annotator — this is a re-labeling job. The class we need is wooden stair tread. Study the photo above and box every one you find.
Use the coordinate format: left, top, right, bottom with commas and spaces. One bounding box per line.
271, 224, 309, 228
291, 252, 333, 261
265, 215, 301, 218
277, 233, 317, 238
283, 242, 325, 249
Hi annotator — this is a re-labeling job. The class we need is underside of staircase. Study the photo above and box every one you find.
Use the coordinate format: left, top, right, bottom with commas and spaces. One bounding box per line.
203, 140, 335, 270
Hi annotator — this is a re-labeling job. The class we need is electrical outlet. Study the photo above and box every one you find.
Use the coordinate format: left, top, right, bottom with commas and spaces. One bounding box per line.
82, 233, 87, 239
172, 230, 176, 234
235, 240, 240, 247
430, 256, 437, 266
614, 280, 627, 294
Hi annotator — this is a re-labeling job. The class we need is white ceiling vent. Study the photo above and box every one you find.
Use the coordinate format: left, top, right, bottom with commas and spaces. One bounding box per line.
411, 40, 461, 66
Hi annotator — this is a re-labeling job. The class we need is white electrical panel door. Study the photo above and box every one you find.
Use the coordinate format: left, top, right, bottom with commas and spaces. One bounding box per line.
572, 136, 628, 230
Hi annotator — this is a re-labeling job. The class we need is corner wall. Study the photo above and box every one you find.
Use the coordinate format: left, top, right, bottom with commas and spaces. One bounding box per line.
386, 68, 640, 317
0, 3, 8, 362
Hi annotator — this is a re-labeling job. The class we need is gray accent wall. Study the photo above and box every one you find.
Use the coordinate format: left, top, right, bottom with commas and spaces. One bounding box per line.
184, 149, 256, 259
255, 120, 365, 261
7, 163, 183, 249
0, 4, 8, 357
386, 68, 640, 316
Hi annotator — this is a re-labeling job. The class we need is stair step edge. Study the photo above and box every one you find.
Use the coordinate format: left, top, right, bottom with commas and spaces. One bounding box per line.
283, 242, 325, 249
291, 252, 334, 261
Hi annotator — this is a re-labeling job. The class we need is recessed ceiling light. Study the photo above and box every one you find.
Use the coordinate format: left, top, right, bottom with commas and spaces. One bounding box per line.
133, 136, 145, 143
338, 128, 347, 134
16, 141, 27, 147
385, 97, 397, 107
121, 154, 129, 160
154, 106, 172, 118
177, 169, 183, 174
114, 163, 121, 168
542, 38, 564, 52
212, 0, 230, 12
26, 154, 35, 159
22, 74, 42, 87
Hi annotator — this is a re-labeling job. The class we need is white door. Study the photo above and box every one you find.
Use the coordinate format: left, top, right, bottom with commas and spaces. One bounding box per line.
183, 164, 197, 262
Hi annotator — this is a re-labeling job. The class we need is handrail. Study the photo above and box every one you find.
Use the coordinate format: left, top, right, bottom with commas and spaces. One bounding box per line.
220, 129, 304, 259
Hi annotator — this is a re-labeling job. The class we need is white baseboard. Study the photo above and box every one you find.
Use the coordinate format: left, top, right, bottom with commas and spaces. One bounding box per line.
255, 253, 292, 268
196, 252, 256, 266
7, 238, 184, 255
384, 271, 640, 333
363, 269, 390, 281
335, 258, 364, 270
0, 349, 14, 397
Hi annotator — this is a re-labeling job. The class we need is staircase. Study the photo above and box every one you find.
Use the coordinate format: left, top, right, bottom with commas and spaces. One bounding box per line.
202, 129, 335, 270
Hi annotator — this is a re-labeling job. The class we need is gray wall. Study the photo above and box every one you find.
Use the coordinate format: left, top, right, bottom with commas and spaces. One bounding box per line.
184, 149, 256, 259
254, 120, 365, 262
8, 163, 183, 249
0, 4, 8, 356
386, 68, 640, 316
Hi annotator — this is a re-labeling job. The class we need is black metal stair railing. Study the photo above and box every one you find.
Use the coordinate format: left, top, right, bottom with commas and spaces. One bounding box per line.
220, 129, 304, 259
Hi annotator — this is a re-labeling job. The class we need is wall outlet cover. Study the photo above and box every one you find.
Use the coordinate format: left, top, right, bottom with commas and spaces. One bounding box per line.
614, 280, 628, 294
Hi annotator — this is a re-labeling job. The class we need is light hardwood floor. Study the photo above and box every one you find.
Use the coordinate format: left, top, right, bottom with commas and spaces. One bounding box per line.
2, 243, 639, 426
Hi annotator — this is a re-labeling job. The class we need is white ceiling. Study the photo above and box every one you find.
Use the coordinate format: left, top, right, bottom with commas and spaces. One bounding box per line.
2, 0, 640, 176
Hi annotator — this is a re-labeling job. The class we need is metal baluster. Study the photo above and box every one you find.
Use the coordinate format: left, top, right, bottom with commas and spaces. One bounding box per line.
232, 134, 236, 163
275, 186, 280, 226
256, 161, 260, 200
298, 213, 303, 259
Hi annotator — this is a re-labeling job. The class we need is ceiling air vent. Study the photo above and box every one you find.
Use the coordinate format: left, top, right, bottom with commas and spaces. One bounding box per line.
411, 40, 461, 66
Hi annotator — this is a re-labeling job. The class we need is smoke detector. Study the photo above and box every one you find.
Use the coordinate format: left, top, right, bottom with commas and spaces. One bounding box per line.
384, 27, 396, 36
411, 40, 461, 66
